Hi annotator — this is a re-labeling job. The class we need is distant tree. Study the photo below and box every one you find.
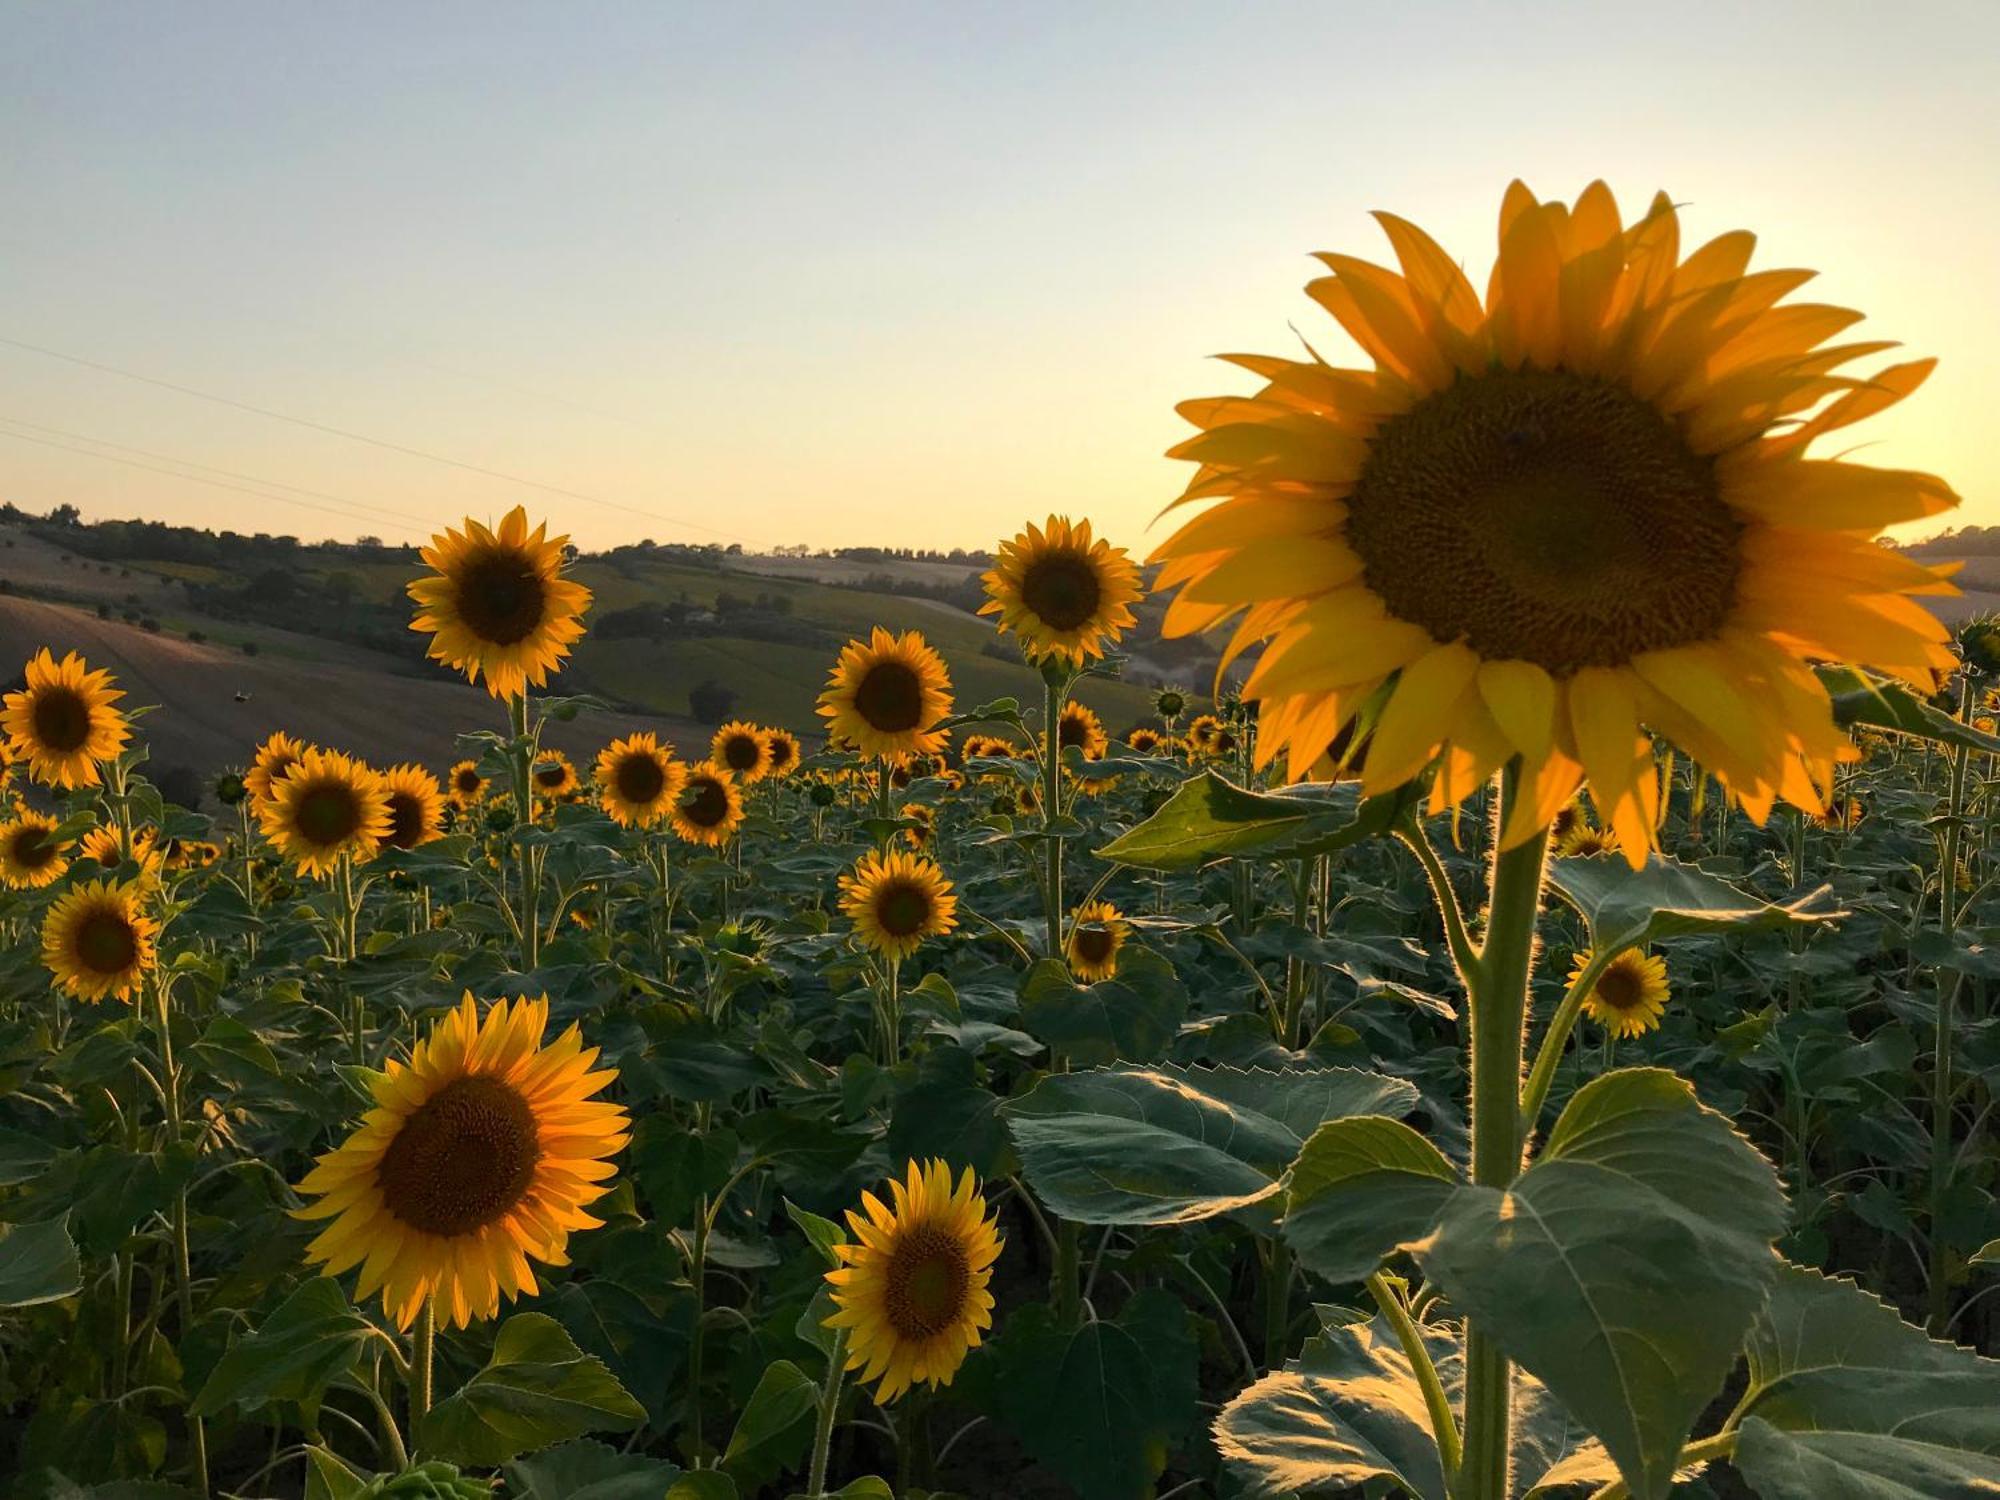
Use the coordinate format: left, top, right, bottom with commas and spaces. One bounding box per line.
689, 679, 737, 724
325, 571, 360, 607
46, 503, 80, 526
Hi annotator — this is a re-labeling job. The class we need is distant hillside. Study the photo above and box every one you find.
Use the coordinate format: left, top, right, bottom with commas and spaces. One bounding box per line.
1900, 529, 2000, 625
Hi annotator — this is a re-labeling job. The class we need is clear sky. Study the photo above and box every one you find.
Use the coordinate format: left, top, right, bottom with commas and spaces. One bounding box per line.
3, 1, 1995, 554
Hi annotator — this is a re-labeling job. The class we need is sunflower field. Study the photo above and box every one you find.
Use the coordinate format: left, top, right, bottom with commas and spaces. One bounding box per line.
4, 180, 2000, 1500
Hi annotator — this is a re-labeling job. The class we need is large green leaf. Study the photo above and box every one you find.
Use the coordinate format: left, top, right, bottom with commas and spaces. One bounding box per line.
721, 1359, 818, 1488
0, 1215, 81, 1308
417, 1312, 646, 1467
1097, 771, 1411, 871
1819, 664, 2000, 753
1005, 1064, 1417, 1226
1548, 853, 1841, 952
1415, 1068, 1786, 1500
1730, 1263, 2000, 1499
1018, 949, 1188, 1067
503, 1439, 684, 1500
191, 1279, 373, 1416
1283, 1117, 1459, 1284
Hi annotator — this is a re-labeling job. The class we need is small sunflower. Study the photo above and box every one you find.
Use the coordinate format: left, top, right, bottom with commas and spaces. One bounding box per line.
292, 993, 630, 1330
381, 765, 446, 851
1051, 700, 1110, 763
761, 727, 802, 778
669, 763, 745, 847
246, 731, 310, 805
818, 629, 955, 762
0, 811, 70, 889
408, 506, 593, 700
825, 1159, 1002, 1402
1065, 901, 1129, 983
1553, 821, 1619, 858
960, 734, 1020, 764
839, 848, 958, 961
902, 802, 936, 850
594, 733, 685, 829
980, 516, 1141, 665
77, 823, 165, 881
1818, 795, 1865, 832
1154, 687, 1188, 722
42, 879, 157, 1003
258, 749, 392, 877
1575, 949, 1670, 1038
1, 649, 131, 789
712, 721, 772, 782
446, 759, 490, 810
1126, 727, 1167, 755
1186, 713, 1238, 758
531, 750, 581, 803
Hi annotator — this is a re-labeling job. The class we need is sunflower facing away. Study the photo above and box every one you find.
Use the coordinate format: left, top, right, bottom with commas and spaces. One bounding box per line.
839, 848, 958, 962
42, 879, 158, 1003
824, 1159, 1002, 1402
1, 649, 132, 789
531, 749, 581, 803
1066, 900, 1130, 983
447, 759, 490, 810
408, 506, 593, 700
1574, 948, 1671, 1038
246, 731, 310, 805
712, 721, 772, 782
292, 993, 630, 1330
259, 748, 393, 877
381, 765, 446, 851
761, 727, 802, 778
594, 733, 685, 829
980, 516, 1142, 665
78, 823, 165, 882
0, 811, 70, 890
1153, 180, 1959, 866
818, 629, 955, 762
669, 762, 745, 847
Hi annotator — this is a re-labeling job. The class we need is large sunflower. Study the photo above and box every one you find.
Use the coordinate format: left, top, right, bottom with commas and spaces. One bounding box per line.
292, 993, 629, 1330
446, 759, 490, 810
1574, 949, 1670, 1038
594, 733, 685, 829
42, 879, 157, 1003
1065, 900, 1130, 983
258, 749, 392, 877
0, 811, 71, 889
381, 765, 446, 851
818, 629, 954, 762
1153, 181, 1958, 865
838, 848, 958, 961
1, 649, 131, 789
669, 762, 745, 847
408, 507, 593, 700
711, 721, 771, 782
246, 731, 310, 805
980, 516, 1141, 665
824, 1159, 1002, 1402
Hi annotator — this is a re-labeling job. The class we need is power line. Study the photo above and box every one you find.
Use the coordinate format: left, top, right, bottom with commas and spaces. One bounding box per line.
0, 332, 754, 543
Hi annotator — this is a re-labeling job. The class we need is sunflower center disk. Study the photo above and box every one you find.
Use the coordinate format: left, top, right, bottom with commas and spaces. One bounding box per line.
1020, 554, 1103, 632
456, 553, 549, 645
31, 689, 92, 753
295, 785, 363, 846
377, 1075, 541, 1237
875, 882, 932, 937
1595, 965, 1645, 1013
854, 663, 925, 733
13, 829, 54, 869
387, 794, 426, 848
884, 1223, 972, 1339
615, 756, 667, 804
1345, 370, 1741, 675
723, 736, 761, 772
1072, 927, 1115, 967
682, 778, 728, 826
75, 911, 139, 975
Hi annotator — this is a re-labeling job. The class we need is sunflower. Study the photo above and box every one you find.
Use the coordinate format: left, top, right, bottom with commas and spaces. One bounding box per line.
1127, 727, 1167, 755
902, 802, 936, 850
1054, 701, 1109, 760
258, 749, 392, 877
381, 765, 446, 851
1574, 949, 1670, 1038
408, 507, 593, 700
1154, 687, 1188, 722
446, 759, 490, 810
1065, 900, 1129, 983
292, 993, 629, 1330
0, 811, 70, 889
1553, 820, 1618, 858
824, 1159, 1002, 1402
1154, 180, 1958, 867
818, 629, 954, 762
594, 733, 685, 829
960, 734, 1020, 764
1186, 713, 1237, 758
711, 721, 771, 782
530, 750, 580, 803
246, 732, 311, 806
839, 848, 958, 961
761, 727, 802, 778
669, 763, 744, 847
77, 823, 165, 881
42, 880, 157, 1003
980, 516, 1141, 665
1, 649, 131, 789
1818, 795, 1865, 832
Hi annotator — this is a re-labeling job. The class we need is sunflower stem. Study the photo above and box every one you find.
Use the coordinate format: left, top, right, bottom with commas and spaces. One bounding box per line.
1041, 672, 1066, 960
409, 1298, 434, 1433
1368, 1272, 1460, 1477
806, 1325, 849, 1497
1519, 944, 1625, 1138
1929, 677, 1974, 1335
152, 976, 210, 1496
508, 693, 541, 971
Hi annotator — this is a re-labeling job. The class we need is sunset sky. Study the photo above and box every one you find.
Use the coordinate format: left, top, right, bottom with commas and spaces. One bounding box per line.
3, 1, 1995, 555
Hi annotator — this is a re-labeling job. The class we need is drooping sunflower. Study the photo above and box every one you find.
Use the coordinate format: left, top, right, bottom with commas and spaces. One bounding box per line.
824, 1159, 1002, 1403
381, 765, 446, 851
761, 727, 802, 778
531, 749, 580, 803
594, 733, 685, 829
818, 629, 954, 762
1154, 180, 1958, 866
42, 879, 157, 1003
1065, 900, 1129, 983
446, 759, 490, 810
710, 721, 770, 782
1818, 795, 1865, 832
0, 811, 70, 889
838, 848, 958, 961
1, 649, 131, 789
246, 731, 311, 805
1574, 949, 1670, 1038
292, 993, 630, 1330
980, 516, 1141, 665
258, 748, 392, 877
669, 762, 745, 847
77, 823, 165, 881
407, 506, 593, 700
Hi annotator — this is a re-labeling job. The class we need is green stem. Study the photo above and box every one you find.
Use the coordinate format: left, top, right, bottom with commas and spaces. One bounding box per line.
154, 980, 210, 1495
1261, 1237, 1294, 1368
1584, 1429, 1737, 1500
1929, 684, 1974, 1335
1052, 1218, 1082, 1327
1042, 673, 1066, 959
1368, 1272, 1460, 1476
807, 1326, 850, 1497
508, 693, 541, 970
1398, 819, 1480, 985
409, 1298, 435, 1433
1519, 944, 1623, 1135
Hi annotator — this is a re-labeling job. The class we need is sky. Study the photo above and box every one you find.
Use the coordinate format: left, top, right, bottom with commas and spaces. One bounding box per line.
2, 1, 1996, 555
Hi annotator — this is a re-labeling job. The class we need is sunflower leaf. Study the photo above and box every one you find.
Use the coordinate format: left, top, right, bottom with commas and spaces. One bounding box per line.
1096, 771, 1411, 871
417, 1312, 645, 1467
1818, 665, 2000, 753
1017, 948, 1188, 1067
1547, 853, 1842, 952
503, 1439, 684, 1500
0, 1214, 81, 1309
1282, 1117, 1460, 1284
190, 1278, 373, 1416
